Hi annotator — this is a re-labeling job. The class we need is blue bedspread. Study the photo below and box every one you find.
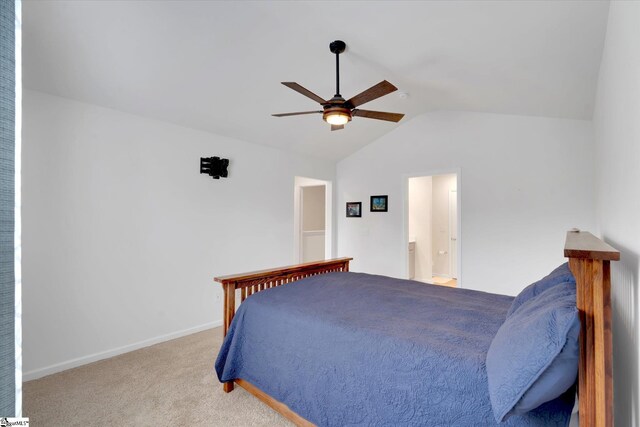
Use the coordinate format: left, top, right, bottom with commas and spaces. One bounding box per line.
215, 272, 574, 426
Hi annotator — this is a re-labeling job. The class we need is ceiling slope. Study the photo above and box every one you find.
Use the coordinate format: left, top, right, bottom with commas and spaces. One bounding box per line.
23, 1, 609, 160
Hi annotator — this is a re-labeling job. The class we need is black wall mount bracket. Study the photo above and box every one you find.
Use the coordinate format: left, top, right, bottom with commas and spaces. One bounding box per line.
200, 157, 229, 179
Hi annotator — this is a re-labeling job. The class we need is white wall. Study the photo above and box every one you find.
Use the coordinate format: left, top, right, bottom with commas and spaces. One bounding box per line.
432, 174, 457, 277
336, 111, 595, 296
408, 176, 432, 282
21, 90, 335, 378
592, 2, 640, 424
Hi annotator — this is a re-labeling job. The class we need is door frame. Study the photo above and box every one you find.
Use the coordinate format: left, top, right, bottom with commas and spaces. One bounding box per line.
402, 169, 462, 286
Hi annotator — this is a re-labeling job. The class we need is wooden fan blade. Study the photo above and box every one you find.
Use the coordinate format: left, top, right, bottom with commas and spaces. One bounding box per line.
281, 82, 327, 105
272, 111, 323, 117
352, 109, 404, 122
347, 80, 397, 108
331, 124, 344, 131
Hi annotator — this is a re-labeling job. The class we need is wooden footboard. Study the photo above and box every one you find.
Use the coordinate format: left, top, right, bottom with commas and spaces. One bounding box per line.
214, 257, 352, 393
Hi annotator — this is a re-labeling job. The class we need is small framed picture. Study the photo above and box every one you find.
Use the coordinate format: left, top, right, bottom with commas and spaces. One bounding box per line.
370, 195, 388, 212
346, 202, 362, 217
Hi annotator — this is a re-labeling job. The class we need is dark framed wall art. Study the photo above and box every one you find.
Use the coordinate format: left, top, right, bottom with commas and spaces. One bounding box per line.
370, 195, 388, 212
346, 202, 362, 217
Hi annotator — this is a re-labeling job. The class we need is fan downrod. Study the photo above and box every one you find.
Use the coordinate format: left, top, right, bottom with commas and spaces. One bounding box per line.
329, 40, 346, 55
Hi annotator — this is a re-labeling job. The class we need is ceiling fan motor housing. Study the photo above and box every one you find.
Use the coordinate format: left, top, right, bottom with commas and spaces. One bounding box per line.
329, 40, 346, 54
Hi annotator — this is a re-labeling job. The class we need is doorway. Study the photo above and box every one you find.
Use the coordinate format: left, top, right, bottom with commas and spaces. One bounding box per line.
406, 173, 459, 286
294, 177, 333, 263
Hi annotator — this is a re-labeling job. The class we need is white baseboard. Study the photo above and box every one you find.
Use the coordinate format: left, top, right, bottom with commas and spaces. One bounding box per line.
23, 320, 223, 382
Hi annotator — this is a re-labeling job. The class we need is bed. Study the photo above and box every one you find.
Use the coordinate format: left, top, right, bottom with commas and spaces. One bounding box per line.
214, 231, 619, 426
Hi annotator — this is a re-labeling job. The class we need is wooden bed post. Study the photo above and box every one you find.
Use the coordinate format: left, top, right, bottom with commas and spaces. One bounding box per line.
222, 281, 236, 393
564, 231, 619, 427
215, 257, 353, 395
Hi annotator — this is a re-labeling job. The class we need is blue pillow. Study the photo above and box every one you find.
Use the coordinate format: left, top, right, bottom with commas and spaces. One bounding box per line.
486, 281, 579, 422
507, 263, 576, 317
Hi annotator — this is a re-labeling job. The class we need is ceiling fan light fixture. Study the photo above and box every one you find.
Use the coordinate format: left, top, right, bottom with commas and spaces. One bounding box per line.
273, 40, 404, 130
323, 107, 351, 126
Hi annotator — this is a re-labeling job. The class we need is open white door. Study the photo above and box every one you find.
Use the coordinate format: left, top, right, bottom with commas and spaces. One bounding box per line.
449, 190, 457, 279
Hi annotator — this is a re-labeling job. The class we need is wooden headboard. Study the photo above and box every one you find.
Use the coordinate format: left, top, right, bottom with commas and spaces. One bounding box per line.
565, 230, 619, 427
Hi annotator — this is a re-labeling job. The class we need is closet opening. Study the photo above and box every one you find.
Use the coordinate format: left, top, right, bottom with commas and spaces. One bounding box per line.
293, 177, 333, 263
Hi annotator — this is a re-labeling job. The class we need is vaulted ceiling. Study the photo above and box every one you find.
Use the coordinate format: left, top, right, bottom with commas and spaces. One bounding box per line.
23, 1, 609, 160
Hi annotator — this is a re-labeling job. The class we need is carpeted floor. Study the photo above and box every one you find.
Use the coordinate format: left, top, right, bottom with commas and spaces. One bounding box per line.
23, 327, 292, 426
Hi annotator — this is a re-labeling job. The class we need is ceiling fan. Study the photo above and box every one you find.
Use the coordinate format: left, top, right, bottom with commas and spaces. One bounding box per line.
273, 40, 405, 131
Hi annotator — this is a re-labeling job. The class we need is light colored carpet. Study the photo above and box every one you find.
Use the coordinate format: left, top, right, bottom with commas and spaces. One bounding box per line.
23, 327, 292, 427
